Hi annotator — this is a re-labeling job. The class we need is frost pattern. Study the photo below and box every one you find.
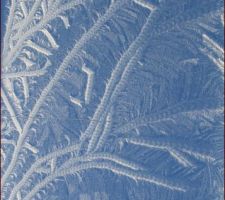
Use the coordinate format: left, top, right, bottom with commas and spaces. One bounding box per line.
1, 0, 224, 199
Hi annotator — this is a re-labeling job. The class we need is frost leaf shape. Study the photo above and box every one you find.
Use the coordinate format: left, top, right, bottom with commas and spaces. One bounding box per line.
1, 0, 224, 199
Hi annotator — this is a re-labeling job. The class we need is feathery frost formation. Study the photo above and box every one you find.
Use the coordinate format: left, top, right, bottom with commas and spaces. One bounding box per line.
1, 0, 224, 199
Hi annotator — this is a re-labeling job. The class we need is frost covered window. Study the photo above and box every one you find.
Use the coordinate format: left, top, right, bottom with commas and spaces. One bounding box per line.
1, 0, 224, 200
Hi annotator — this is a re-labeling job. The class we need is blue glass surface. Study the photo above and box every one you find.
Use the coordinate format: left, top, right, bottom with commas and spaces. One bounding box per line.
1, 0, 224, 199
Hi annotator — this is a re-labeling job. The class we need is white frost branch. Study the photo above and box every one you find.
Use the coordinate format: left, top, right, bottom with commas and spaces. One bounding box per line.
1, 88, 22, 134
